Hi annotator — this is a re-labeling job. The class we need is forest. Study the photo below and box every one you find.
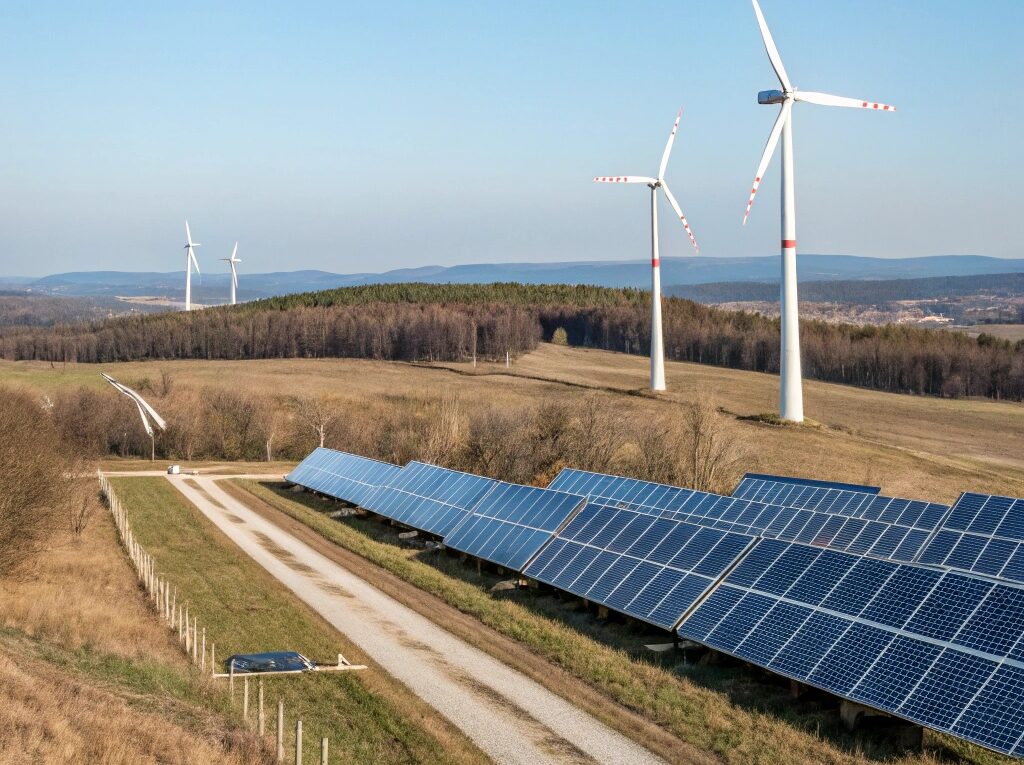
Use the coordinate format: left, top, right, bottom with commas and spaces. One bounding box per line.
3, 282, 1024, 400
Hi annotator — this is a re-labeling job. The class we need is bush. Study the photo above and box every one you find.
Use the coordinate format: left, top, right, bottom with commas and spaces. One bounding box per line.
0, 386, 87, 576
551, 327, 569, 346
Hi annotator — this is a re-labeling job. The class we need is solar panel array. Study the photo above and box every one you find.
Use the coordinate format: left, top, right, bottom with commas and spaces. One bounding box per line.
548, 468, 948, 564
285, 447, 403, 506
523, 502, 754, 629
917, 493, 1024, 585
360, 461, 497, 537
288, 450, 1024, 756
443, 483, 586, 570
677, 538, 1024, 757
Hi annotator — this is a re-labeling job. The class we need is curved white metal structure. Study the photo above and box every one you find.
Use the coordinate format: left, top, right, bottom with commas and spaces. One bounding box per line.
220, 242, 241, 305
183, 220, 201, 312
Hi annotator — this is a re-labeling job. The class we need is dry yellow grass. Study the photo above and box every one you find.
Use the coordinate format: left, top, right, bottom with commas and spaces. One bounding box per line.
2, 343, 1023, 501
0, 506, 271, 764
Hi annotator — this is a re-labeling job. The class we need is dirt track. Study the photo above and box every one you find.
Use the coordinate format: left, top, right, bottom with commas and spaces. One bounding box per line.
170, 474, 668, 765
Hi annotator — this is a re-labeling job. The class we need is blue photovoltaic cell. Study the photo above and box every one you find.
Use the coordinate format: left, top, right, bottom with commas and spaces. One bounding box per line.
285, 447, 403, 506
916, 492, 1024, 585
443, 483, 586, 570
523, 502, 755, 630
677, 537, 1024, 757
548, 468, 945, 563
360, 461, 497, 537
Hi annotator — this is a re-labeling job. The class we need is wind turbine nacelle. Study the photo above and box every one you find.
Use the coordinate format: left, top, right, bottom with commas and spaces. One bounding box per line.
758, 89, 787, 105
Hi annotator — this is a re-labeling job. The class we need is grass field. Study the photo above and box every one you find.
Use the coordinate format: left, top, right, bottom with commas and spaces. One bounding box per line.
232, 479, 1012, 765
5, 343, 1024, 502
0, 490, 268, 764
948, 324, 1024, 342
108, 476, 487, 765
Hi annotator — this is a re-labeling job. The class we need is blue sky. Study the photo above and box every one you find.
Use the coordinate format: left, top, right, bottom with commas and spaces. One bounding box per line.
1, 1, 1021, 276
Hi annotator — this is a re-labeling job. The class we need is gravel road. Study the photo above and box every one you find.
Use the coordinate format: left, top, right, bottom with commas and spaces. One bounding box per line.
170, 475, 666, 765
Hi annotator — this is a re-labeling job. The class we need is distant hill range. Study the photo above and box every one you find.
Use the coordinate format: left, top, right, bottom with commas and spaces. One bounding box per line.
668, 272, 1024, 304
4, 254, 1023, 303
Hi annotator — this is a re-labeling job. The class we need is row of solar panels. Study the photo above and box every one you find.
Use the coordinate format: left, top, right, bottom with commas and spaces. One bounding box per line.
285, 448, 1024, 757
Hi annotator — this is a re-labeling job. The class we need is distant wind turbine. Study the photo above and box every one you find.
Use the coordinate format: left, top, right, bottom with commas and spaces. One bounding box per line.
595, 108, 699, 392
101, 373, 167, 460
220, 243, 241, 305
183, 220, 201, 312
743, 0, 895, 422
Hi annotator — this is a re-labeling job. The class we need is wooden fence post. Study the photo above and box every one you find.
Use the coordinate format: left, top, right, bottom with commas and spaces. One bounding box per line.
201, 628, 206, 672
277, 701, 284, 762
258, 679, 265, 735
211, 643, 216, 678
295, 719, 302, 765
321, 737, 328, 765
243, 675, 249, 721
229, 659, 235, 701
192, 617, 198, 662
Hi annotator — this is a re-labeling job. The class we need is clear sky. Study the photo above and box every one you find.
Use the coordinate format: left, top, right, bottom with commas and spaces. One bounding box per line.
1, 1, 1021, 276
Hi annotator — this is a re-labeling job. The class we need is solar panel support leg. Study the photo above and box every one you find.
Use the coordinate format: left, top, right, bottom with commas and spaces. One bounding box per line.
597, 605, 609, 620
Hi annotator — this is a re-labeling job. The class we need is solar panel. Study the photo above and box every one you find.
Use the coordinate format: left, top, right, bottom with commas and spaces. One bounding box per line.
732, 473, 881, 513
360, 461, 497, 537
917, 492, 1024, 585
678, 538, 1024, 757
523, 502, 755, 630
548, 468, 945, 564
443, 483, 586, 570
285, 448, 403, 506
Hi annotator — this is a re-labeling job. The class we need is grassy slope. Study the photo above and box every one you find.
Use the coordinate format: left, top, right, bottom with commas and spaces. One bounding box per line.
3, 343, 1023, 501
0, 493, 268, 764
235, 479, 1012, 765
108, 476, 487, 765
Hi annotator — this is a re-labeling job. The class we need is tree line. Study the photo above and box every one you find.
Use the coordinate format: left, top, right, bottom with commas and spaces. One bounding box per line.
3, 282, 1023, 400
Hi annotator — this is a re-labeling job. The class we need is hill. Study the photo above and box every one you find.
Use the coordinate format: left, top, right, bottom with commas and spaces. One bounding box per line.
13, 254, 1024, 302
3, 282, 1023, 402
668, 272, 1024, 304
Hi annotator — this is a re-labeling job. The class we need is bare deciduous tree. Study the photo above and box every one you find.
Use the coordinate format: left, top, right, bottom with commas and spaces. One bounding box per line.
0, 387, 85, 576
293, 395, 338, 449
681, 394, 747, 495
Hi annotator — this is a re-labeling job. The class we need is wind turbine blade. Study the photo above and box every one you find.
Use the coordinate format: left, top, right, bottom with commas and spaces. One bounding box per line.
794, 91, 896, 111
231, 264, 238, 289
185, 220, 192, 246
116, 382, 168, 430
660, 183, 699, 254
752, 0, 791, 92
231, 242, 238, 259
133, 399, 154, 438
743, 99, 792, 225
190, 251, 201, 275
657, 108, 682, 181
594, 176, 657, 184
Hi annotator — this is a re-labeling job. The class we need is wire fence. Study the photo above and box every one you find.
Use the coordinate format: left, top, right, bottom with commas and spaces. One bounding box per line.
99, 471, 332, 764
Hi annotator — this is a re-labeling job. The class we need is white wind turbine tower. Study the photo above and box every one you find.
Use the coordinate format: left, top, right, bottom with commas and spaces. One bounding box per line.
183, 220, 201, 311
221, 243, 241, 305
743, 0, 895, 422
595, 109, 699, 392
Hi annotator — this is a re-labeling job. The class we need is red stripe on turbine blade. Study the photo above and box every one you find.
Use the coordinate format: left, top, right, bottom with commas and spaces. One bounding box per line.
782, 239, 796, 249
651, 258, 660, 268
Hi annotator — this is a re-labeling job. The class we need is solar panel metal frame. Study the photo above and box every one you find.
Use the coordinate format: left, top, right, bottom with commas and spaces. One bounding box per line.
678, 537, 1024, 757
285, 447, 403, 507
360, 461, 498, 537
443, 483, 587, 571
524, 501, 757, 630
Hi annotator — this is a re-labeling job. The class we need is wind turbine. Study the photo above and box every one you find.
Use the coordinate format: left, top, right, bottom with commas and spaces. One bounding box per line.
743, 0, 895, 422
595, 109, 699, 392
220, 243, 241, 305
183, 220, 201, 312
102, 373, 167, 461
